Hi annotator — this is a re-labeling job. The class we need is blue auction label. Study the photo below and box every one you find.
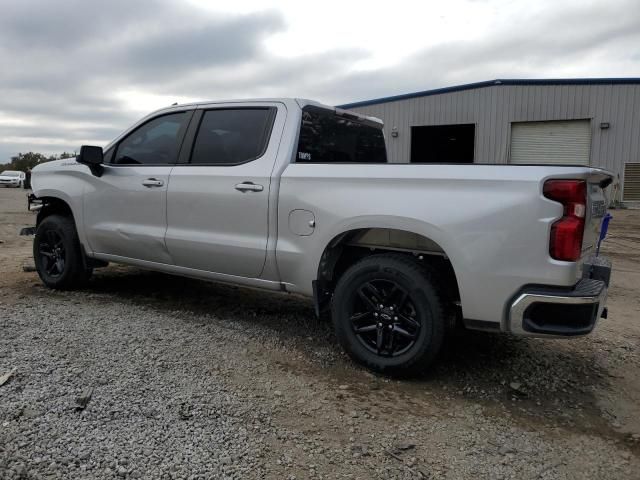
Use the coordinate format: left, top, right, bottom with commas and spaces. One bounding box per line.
596, 213, 612, 256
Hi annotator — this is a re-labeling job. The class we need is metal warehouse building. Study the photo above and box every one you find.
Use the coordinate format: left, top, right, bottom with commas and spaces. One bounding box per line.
339, 78, 640, 203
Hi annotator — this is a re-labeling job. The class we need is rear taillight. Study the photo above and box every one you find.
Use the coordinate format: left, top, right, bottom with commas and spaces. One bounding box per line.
543, 180, 586, 261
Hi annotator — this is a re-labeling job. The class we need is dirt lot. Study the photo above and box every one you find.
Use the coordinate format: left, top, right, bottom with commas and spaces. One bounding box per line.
1, 186, 639, 479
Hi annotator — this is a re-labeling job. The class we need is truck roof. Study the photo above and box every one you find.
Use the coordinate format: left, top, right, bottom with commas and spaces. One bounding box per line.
164, 97, 325, 108
148, 98, 383, 126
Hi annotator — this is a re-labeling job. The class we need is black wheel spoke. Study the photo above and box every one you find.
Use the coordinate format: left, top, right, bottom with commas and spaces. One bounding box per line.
376, 326, 384, 354
387, 327, 395, 352
396, 291, 409, 311
364, 282, 384, 303
384, 285, 410, 318
383, 285, 399, 304
393, 325, 416, 339
354, 324, 377, 334
46, 261, 57, 275
350, 311, 371, 323
379, 284, 392, 302
398, 313, 420, 330
357, 287, 378, 311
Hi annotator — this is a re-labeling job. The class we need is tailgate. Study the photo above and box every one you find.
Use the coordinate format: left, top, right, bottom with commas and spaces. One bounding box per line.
582, 170, 613, 255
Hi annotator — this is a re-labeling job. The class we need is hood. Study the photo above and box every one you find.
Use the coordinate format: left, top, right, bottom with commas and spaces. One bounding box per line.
30, 158, 81, 193
32, 158, 78, 173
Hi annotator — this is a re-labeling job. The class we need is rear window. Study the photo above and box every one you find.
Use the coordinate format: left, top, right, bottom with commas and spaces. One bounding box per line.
296, 106, 387, 164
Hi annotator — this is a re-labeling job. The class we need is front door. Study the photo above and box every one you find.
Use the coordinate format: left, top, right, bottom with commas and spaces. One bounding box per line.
83, 111, 192, 264
165, 104, 285, 278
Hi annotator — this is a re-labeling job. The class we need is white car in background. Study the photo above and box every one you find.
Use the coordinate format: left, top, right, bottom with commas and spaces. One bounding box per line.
0, 170, 26, 188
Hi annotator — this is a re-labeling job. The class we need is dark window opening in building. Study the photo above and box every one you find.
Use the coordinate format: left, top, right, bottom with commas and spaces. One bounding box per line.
410, 124, 475, 163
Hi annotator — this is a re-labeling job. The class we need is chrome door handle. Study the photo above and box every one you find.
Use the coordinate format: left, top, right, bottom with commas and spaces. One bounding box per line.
142, 178, 164, 187
234, 182, 263, 192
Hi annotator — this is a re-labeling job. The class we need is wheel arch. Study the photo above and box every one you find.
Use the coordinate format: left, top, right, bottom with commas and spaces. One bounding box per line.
34, 193, 89, 253
314, 225, 462, 318
34, 195, 106, 269
36, 196, 74, 225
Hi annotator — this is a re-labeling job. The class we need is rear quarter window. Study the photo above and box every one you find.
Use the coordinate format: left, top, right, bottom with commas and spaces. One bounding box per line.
296, 106, 387, 164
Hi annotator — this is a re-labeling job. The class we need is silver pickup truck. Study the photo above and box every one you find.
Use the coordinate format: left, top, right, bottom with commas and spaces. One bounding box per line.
28, 98, 613, 373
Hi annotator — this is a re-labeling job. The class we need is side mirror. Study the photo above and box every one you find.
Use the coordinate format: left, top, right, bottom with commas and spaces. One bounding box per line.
77, 145, 103, 166
77, 145, 104, 177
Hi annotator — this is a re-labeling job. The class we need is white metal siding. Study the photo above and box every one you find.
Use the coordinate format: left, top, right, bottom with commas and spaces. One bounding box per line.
347, 84, 640, 190
509, 120, 591, 165
623, 163, 640, 201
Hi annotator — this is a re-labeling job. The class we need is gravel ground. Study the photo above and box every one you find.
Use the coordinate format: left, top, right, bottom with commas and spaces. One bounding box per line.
1, 187, 639, 479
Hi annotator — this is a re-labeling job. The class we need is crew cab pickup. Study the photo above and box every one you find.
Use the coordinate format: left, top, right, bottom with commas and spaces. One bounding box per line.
28, 98, 613, 373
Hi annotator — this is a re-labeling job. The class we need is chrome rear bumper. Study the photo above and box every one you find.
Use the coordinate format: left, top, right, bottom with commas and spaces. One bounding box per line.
509, 278, 607, 336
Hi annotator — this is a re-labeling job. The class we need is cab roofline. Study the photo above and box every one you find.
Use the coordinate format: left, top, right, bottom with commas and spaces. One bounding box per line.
146, 98, 383, 128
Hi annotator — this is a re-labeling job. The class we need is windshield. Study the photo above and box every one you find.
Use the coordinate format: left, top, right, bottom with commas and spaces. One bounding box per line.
1, 171, 20, 177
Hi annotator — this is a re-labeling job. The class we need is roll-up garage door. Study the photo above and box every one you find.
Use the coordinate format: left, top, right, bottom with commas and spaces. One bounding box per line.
510, 120, 591, 165
623, 163, 640, 201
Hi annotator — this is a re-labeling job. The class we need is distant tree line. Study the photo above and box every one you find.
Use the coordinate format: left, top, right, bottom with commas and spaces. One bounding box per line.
0, 151, 76, 172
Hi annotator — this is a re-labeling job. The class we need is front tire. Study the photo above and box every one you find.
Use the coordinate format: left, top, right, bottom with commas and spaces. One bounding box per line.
331, 254, 446, 374
33, 215, 92, 290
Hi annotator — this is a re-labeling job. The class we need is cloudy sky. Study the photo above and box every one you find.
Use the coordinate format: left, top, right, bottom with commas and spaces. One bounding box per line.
1, 0, 639, 161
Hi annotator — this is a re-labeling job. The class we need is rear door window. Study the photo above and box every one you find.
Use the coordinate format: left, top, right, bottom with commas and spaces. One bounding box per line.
190, 108, 275, 165
296, 106, 387, 163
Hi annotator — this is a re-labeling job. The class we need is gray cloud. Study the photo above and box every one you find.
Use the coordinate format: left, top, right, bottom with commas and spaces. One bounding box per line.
1, 0, 639, 161
119, 14, 283, 78
0, 0, 288, 160
0, 0, 147, 50
323, 1, 640, 103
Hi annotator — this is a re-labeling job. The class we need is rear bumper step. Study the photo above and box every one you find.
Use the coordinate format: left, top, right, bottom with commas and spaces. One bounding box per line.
509, 278, 608, 337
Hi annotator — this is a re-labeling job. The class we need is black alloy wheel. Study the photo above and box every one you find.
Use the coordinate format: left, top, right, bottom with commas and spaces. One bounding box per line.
33, 214, 92, 290
38, 229, 66, 278
332, 253, 446, 374
349, 279, 421, 357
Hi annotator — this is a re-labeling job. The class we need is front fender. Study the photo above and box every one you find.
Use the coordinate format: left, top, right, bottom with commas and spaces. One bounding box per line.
32, 162, 90, 250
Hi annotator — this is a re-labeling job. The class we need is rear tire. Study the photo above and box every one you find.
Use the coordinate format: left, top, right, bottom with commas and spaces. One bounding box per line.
331, 253, 446, 374
33, 215, 92, 290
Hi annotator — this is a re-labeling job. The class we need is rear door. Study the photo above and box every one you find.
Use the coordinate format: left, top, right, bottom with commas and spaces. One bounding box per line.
83, 111, 192, 263
165, 103, 285, 278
